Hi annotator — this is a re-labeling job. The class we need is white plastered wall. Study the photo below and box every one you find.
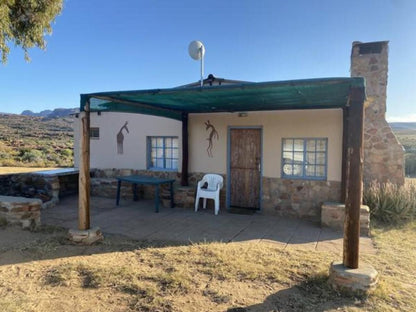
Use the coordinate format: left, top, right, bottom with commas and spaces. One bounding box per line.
73, 109, 343, 181
188, 109, 343, 181
73, 112, 182, 170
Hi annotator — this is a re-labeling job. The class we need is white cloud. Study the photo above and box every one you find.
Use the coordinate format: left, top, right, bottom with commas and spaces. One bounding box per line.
386, 114, 416, 123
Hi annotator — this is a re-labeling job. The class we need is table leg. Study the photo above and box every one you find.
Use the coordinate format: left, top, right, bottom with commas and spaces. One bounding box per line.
170, 182, 174, 208
116, 180, 121, 206
133, 183, 138, 201
155, 185, 160, 213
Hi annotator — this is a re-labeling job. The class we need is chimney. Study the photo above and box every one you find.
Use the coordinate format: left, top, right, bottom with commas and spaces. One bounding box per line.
350, 41, 404, 185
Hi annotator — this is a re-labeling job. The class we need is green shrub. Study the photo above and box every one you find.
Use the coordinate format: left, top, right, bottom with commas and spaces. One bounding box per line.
405, 152, 416, 176
364, 181, 416, 224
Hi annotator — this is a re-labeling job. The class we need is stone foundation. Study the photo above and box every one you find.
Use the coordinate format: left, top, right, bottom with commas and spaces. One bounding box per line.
0, 195, 41, 228
262, 177, 341, 220
321, 202, 370, 236
329, 261, 378, 294
91, 169, 341, 219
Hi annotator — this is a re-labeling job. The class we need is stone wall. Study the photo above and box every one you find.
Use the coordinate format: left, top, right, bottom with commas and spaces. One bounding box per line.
351, 41, 405, 185
91, 169, 338, 220
262, 177, 341, 220
0, 171, 78, 209
321, 202, 370, 236
0, 195, 41, 228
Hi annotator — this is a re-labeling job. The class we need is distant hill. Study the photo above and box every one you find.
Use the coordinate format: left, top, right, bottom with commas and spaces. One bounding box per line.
21, 108, 78, 119
0, 114, 74, 167
389, 122, 416, 153
389, 122, 416, 131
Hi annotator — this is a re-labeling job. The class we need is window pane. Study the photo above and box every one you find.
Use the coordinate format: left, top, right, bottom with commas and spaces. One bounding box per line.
316, 139, 326, 151
305, 165, 316, 176
165, 138, 172, 148
306, 139, 316, 152
156, 148, 163, 157
172, 160, 178, 169
315, 165, 325, 176
156, 159, 164, 168
282, 163, 293, 176
283, 151, 293, 161
165, 159, 172, 169
165, 149, 172, 158
294, 139, 303, 151
316, 153, 325, 165
156, 138, 163, 147
172, 148, 178, 158
293, 164, 303, 176
293, 151, 303, 163
151, 138, 157, 147
306, 152, 315, 164
283, 139, 293, 151
172, 138, 179, 148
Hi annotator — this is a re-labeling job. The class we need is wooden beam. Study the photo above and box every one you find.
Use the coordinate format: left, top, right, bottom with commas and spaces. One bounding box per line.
181, 112, 189, 186
78, 101, 91, 230
343, 87, 365, 269
341, 107, 348, 203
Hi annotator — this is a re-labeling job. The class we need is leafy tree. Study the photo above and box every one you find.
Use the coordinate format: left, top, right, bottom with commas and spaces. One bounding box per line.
0, 0, 63, 63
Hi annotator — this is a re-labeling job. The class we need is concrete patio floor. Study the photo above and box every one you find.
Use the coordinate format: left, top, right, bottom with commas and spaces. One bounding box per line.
42, 195, 376, 254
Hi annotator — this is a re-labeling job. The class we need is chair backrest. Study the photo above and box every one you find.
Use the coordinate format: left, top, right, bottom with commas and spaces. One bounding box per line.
203, 174, 223, 191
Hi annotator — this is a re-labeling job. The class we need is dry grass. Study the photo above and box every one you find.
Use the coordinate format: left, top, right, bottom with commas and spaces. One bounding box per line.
0, 167, 59, 174
0, 222, 414, 311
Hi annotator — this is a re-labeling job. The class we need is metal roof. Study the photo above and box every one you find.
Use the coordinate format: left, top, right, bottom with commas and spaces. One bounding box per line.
81, 77, 365, 121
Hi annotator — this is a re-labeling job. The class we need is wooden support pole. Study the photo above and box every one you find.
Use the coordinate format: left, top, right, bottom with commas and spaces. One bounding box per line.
343, 87, 365, 269
181, 112, 189, 186
78, 101, 91, 230
341, 106, 349, 203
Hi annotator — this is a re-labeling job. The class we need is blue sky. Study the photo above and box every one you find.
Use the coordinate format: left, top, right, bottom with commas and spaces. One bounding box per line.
1, 0, 415, 121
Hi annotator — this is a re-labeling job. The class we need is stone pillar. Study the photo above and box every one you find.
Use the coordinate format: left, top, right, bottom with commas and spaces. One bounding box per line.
351, 41, 404, 185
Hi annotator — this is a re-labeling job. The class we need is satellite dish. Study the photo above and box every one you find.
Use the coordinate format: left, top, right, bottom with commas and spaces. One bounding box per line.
188, 40, 205, 60
188, 40, 205, 87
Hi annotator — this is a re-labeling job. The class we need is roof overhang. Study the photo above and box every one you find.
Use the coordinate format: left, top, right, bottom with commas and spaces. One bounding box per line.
80, 77, 365, 121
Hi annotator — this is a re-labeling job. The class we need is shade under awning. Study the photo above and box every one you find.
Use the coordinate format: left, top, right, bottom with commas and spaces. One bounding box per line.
80, 77, 365, 120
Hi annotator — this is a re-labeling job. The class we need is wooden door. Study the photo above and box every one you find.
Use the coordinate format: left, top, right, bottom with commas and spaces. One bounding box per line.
230, 128, 261, 209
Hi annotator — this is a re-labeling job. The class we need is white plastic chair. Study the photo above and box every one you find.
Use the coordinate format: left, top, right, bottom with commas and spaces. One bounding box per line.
194, 174, 224, 215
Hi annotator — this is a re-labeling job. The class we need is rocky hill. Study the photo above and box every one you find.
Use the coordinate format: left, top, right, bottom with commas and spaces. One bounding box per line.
0, 114, 74, 167
21, 108, 78, 119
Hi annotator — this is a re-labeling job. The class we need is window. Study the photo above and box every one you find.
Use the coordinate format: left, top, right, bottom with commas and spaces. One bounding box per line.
282, 138, 327, 180
147, 136, 179, 170
90, 127, 99, 139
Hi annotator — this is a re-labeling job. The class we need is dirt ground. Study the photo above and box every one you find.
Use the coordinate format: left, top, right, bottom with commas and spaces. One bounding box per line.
0, 223, 414, 312
0, 225, 367, 312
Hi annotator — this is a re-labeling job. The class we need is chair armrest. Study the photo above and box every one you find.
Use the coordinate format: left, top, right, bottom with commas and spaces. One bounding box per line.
197, 179, 208, 189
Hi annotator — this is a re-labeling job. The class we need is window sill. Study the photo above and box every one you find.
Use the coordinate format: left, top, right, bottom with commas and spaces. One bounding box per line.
147, 168, 178, 172
281, 176, 327, 181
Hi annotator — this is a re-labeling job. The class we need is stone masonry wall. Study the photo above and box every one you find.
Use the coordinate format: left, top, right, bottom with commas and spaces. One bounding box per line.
351, 41, 405, 185
91, 169, 338, 220
262, 177, 341, 221
0, 195, 41, 228
0, 172, 78, 209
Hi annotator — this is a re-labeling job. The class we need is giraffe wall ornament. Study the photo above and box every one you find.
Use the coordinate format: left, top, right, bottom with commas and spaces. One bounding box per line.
116, 121, 129, 154
205, 120, 219, 158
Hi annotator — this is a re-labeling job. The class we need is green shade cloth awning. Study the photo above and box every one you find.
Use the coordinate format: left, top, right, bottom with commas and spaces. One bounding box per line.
81, 77, 365, 120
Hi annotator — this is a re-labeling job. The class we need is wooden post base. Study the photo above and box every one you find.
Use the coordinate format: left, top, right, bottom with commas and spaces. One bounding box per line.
328, 261, 378, 294
68, 227, 103, 245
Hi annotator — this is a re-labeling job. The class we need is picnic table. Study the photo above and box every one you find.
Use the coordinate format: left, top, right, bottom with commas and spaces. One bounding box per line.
116, 175, 175, 213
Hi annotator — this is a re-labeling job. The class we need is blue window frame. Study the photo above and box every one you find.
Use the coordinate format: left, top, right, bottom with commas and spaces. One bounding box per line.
147, 136, 179, 170
281, 138, 328, 180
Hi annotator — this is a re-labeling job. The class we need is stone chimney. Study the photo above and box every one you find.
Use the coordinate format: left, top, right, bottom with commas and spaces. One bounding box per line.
351, 41, 404, 185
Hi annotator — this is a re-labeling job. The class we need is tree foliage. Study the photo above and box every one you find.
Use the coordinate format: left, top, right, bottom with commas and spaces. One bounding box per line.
0, 0, 63, 63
